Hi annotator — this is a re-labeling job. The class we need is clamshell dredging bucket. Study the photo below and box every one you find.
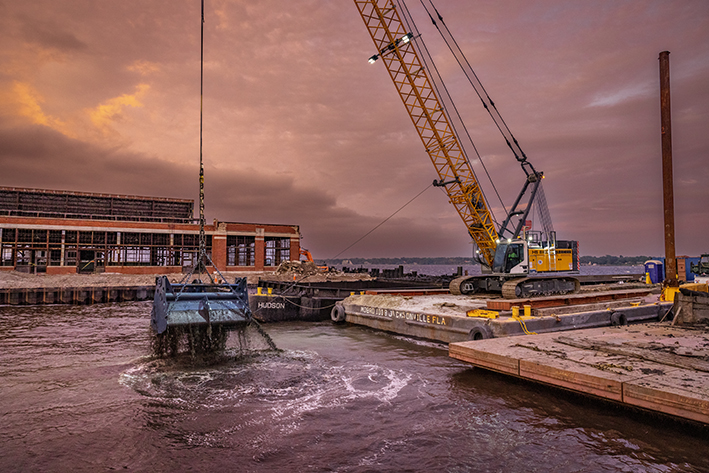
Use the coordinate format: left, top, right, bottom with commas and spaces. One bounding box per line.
150, 275, 252, 334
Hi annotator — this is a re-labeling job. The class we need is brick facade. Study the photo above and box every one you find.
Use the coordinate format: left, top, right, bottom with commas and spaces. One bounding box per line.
0, 188, 300, 274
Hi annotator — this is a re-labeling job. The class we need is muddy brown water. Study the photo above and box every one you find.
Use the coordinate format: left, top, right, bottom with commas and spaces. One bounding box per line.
1, 302, 707, 472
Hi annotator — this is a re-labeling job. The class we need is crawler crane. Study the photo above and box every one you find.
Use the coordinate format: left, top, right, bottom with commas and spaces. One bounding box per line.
354, 0, 580, 298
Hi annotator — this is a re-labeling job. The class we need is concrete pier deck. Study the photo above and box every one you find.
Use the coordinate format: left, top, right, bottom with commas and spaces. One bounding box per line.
449, 323, 709, 424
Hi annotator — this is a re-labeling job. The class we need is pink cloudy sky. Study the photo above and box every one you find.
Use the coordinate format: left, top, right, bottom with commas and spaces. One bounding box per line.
1, 0, 707, 259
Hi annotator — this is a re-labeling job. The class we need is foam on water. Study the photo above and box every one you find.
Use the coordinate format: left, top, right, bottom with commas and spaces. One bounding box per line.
121, 346, 413, 444
4, 304, 707, 472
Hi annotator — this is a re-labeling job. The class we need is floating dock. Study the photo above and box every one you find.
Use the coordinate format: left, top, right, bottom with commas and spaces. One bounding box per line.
449, 323, 709, 425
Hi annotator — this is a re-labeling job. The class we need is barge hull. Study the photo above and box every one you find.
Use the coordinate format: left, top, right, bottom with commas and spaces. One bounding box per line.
337, 293, 669, 344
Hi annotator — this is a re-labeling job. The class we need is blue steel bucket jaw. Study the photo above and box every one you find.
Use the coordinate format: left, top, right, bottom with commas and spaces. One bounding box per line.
228, 278, 252, 316
151, 275, 171, 334
151, 276, 252, 334
198, 296, 211, 325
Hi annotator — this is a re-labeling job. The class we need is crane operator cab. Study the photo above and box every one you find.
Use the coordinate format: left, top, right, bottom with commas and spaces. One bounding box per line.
493, 240, 528, 274
454, 231, 580, 297
491, 232, 579, 276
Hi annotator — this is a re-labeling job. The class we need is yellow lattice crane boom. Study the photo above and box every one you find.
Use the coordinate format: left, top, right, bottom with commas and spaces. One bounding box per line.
354, 0, 581, 299
354, 0, 498, 267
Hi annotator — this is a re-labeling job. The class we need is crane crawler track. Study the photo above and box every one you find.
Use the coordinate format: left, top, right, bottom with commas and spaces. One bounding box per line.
449, 275, 580, 298
501, 276, 580, 299
448, 276, 468, 296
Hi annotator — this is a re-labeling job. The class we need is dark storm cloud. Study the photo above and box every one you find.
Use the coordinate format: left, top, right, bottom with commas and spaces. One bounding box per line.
0, 121, 459, 258
19, 17, 87, 52
0, 122, 187, 196
0, 0, 708, 258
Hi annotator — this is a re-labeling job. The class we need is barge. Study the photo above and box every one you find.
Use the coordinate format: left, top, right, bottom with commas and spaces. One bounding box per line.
331, 288, 669, 344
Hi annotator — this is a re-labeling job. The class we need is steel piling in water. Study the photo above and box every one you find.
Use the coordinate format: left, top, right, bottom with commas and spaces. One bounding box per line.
659, 51, 678, 286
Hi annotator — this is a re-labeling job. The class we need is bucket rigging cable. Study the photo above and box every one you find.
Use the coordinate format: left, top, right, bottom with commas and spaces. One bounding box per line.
198, 0, 210, 281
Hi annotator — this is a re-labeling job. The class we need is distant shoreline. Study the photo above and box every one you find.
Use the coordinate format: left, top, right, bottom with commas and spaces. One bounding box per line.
325, 257, 657, 266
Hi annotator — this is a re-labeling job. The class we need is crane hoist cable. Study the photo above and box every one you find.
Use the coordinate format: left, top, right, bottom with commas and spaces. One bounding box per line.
420, 0, 528, 166
393, 0, 507, 226
355, 0, 499, 266
198, 0, 212, 282
330, 182, 432, 260
419, 0, 555, 237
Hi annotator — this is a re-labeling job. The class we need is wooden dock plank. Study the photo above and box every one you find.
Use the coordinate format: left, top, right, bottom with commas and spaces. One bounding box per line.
509, 338, 647, 402
449, 341, 520, 375
364, 288, 451, 296
520, 360, 624, 401
449, 323, 709, 424
620, 366, 709, 424
555, 335, 709, 373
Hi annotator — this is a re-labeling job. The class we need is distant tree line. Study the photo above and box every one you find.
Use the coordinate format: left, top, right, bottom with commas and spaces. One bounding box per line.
321, 255, 657, 266
579, 255, 657, 266
322, 257, 474, 266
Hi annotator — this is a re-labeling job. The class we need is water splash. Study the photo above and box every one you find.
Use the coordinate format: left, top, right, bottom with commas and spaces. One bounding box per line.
150, 321, 277, 359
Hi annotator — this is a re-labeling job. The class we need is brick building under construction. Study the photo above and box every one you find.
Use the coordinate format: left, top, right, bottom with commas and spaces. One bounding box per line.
0, 187, 300, 274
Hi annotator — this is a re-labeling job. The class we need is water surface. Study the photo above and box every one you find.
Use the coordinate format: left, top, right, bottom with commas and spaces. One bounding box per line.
0, 302, 705, 472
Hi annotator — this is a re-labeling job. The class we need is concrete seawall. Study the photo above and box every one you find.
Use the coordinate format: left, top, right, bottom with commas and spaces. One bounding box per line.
0, 286, 155, 305
0, 285, 339, 322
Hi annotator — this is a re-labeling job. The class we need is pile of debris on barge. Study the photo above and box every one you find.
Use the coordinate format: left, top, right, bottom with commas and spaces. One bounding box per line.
251, 263, 448, 322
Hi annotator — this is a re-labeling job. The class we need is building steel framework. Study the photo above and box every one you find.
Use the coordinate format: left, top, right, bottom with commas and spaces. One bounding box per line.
0, 187, 193, 223
0, 188, 297, 274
